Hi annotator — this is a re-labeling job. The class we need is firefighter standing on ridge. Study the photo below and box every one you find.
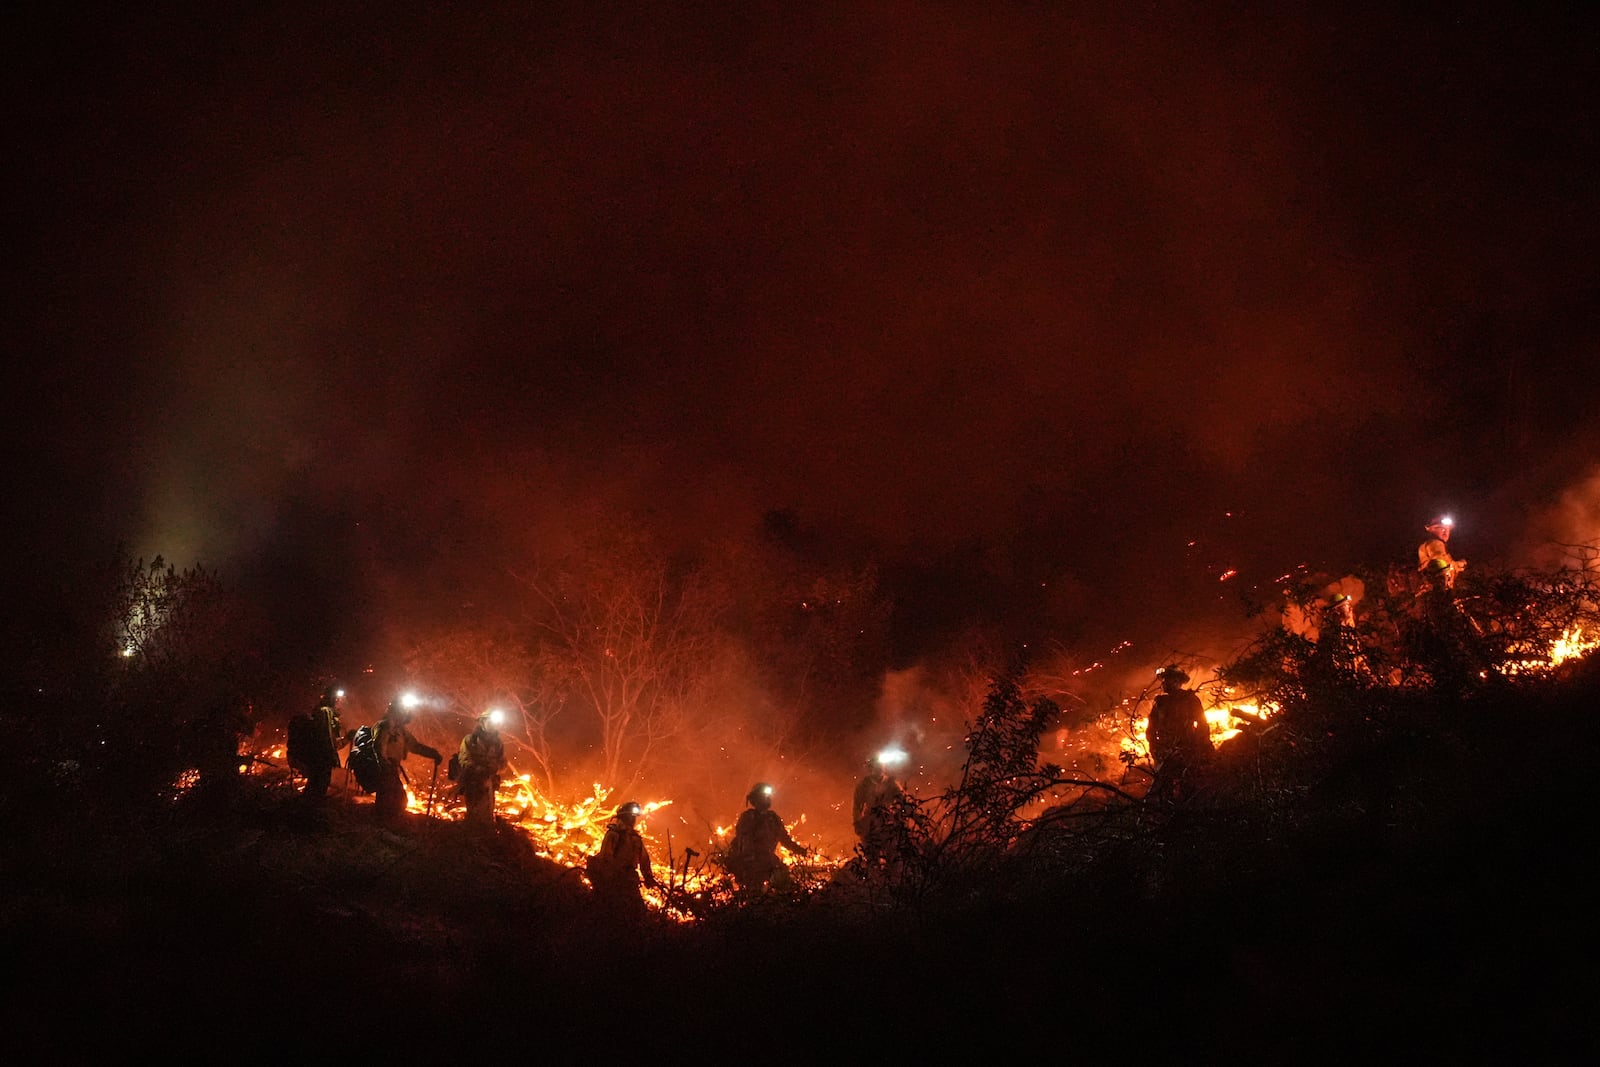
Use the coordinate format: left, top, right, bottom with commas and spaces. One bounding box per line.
1417, 516, 1465, 589
587, 801, 658, 918
1146, 666, 1212, 799
373, 695, 443, 821
724, 782, 810, 892
456, 709, 510, 827
853, 749, 907, 866
1411, 538, 1487, 693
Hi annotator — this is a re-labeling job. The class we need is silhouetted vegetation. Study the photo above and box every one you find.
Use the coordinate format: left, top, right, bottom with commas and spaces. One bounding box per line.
5, 552, 1600, 1056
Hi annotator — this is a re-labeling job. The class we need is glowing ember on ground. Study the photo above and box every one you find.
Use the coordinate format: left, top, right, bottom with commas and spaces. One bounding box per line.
1550, 625, 1600, 666
171, 596, 1600, 915
396, 774, 844, 907
1499, 623, 1600, 676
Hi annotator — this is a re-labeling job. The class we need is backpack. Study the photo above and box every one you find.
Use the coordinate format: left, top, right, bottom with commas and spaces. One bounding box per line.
346, 725, 383, 793
446, 752, 461, 782
585, 828, 621, 886
285, 713, 316, 773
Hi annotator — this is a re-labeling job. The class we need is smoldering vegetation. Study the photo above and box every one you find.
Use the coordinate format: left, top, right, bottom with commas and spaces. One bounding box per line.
5, 548, 1600, 1056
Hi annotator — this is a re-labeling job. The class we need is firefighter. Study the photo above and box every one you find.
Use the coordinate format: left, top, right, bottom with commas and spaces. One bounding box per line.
852, 749, 907, 866
724, 782, 810, 892
1146, 666, 1212, 800
1417, 517, 1464, 589
293, 686, 347, 804
1420, 554, 1456, 593
456, 709, 510, 827
1320, 591, 1370, 679
372, 696, 443, 821
587, 801, 659, 918
1327, 590, 1356, 628
1414, 555, 1463, 623
1409, 555, 1487, 692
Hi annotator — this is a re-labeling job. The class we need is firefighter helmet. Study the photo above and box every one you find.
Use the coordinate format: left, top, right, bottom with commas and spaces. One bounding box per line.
1424, 556, 1453, 574
616, 801, 642, 819
873, 746, 908, 769
747, 782, 774, 807
1157, 664, 1190, 684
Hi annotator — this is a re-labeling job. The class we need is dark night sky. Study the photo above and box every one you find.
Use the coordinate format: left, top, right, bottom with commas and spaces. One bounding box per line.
8, 4, 1600, 675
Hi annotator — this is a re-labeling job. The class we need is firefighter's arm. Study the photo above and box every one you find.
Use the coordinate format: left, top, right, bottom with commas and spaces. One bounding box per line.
779, 824, 809, 857
413, 739, 443, 764
640, 848, 659, 887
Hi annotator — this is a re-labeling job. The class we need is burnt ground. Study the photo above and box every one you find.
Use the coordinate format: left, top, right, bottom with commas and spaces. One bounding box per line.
5, 677, 1600, 1060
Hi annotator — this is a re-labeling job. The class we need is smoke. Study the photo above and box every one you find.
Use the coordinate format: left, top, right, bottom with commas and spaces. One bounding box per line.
14, 7, 1600, 841
1513, 464, 1600, 571
93, 5, 1444, 583
869, 665, 976, 792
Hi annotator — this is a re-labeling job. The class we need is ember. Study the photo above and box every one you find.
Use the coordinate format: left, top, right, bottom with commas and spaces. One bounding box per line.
1499, 623, 1600, 676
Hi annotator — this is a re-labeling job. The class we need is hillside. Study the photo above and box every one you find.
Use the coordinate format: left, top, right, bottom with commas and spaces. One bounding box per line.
5, 663, 1598, 1059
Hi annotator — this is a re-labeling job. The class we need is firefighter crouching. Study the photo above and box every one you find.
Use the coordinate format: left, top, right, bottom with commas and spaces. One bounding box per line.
724, 782, 810, 892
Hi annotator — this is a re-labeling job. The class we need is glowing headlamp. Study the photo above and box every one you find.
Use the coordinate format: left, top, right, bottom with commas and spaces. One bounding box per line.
876, 746, 908, 767
400, 691, 421, 709
486, 708, 505, 727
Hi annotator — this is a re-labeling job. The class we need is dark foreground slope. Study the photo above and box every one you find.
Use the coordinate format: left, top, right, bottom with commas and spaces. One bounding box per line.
5, 671, 1599, 1059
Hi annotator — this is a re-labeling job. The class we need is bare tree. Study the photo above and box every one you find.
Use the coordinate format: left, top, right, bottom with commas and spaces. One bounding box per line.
404, 622, 564, 792
517, 533, 729, 792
